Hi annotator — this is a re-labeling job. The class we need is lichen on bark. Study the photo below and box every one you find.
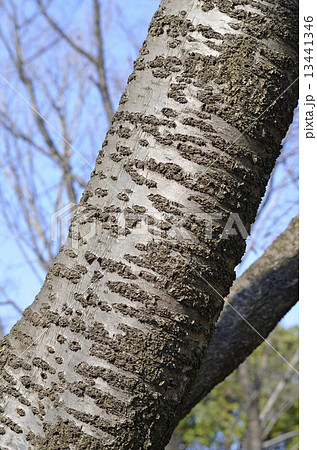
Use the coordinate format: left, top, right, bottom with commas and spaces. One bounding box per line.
0, 0, 298, 448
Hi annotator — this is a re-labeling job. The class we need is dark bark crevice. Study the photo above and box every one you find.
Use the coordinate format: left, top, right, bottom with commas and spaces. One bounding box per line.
180, 215, 299, 419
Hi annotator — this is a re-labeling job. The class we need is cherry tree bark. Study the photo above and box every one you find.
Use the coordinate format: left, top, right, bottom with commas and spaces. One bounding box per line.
0, 0, 298, 448
181, 215, 299, 418
166, 217, 298, 449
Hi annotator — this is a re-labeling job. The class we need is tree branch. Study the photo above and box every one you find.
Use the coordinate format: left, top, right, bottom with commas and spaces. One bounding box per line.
181, 216, 299, 419
239, 359, 262, 450
35, 0, 95, 64
36, 0, 114, 122
262, 430, 298, 448
259, 349, 299, 424
93, 0, 114, 122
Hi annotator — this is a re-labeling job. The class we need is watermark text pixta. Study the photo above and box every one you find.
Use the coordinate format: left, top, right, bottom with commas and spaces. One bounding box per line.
51, 203, 249, 249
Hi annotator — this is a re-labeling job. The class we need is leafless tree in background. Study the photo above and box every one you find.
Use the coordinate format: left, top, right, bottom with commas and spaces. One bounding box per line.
0, 0, 149, 334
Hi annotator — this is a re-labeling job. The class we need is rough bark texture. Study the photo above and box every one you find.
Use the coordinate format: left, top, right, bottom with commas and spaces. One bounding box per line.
180, 215, 299, 419
0, 0, 298, 448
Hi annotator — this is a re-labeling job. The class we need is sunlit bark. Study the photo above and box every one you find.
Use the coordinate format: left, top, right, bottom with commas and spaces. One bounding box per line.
0, 0, 298, 448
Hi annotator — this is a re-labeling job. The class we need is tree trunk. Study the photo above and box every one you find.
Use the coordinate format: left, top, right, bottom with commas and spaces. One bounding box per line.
0, 0, 298, 448
181, 215, 299, 418
166, 217, 298, 447
239, 360, 262, 450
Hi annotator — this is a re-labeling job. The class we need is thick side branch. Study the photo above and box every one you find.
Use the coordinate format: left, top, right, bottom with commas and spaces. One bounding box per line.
0, 1, 298, 448
181, 216, 299, 418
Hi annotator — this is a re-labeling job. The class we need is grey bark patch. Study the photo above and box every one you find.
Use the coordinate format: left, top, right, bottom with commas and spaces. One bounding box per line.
0, 0, 298, 447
